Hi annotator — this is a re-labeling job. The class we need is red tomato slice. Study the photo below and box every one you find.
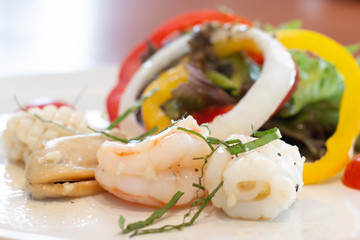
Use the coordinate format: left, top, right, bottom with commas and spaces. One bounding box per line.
342, 154, 360, 190
106, 10, 252, 121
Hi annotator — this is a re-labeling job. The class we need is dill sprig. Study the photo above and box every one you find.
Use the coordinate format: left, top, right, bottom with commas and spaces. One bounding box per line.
119, 124, 282, 237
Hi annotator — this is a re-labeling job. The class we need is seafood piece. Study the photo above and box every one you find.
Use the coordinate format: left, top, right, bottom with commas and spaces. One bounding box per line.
205, 134, 305, 220
2, 105, 90, 163
95, 116, 211, 207
25, 133, 118, 199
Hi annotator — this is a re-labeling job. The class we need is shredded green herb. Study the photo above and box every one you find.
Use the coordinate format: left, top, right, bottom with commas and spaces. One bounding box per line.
119, 191, 185, 234
129, 126, 158, 142
178, 126, 281, 156
129, 181, 224, 237
87, 126, 129, 143
177, 126, 214, 151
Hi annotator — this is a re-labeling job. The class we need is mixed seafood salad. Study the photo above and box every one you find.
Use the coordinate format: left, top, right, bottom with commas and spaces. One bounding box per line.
2, 9, 360, 237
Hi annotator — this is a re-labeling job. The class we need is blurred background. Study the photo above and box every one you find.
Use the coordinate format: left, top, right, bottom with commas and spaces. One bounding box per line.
0, 0, 360, 78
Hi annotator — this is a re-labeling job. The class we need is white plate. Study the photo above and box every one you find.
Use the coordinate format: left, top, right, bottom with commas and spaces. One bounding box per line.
0, 67, 360, 240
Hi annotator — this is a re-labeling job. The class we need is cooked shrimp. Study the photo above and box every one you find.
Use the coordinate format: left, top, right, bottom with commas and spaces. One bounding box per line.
95, 116, 211, 207
205, 134, 305, 220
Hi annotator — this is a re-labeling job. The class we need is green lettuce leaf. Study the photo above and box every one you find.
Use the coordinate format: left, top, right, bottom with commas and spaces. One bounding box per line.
254, 20, 302, 32
278, 50, 344, 117
345, 43, 359, 54
264, 100, 340, 160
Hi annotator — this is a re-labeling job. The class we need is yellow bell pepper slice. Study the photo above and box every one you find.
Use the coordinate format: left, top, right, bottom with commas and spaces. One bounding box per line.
276, 29, 360, 184
141, 58, 189, 131
213, 38, 261, 58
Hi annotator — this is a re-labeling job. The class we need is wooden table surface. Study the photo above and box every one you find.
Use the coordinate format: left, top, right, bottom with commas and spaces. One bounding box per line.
1, 0, 359, 78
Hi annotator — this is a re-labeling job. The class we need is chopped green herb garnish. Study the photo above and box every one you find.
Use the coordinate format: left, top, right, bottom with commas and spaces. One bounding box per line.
129, 126, 158, 142
120, 191, 184, 234
87, 126, 129, 143
128, 181, 223, 237
206, 136, 223, 145
177, 127, 214, 151
192, 183, 205, 191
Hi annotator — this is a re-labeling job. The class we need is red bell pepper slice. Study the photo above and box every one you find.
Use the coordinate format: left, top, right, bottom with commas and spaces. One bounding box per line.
106, 10, 252, 121
192, 104, 236, 125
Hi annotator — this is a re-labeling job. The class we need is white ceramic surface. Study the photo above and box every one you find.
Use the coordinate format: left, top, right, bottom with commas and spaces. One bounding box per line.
0, 67, 359, 240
